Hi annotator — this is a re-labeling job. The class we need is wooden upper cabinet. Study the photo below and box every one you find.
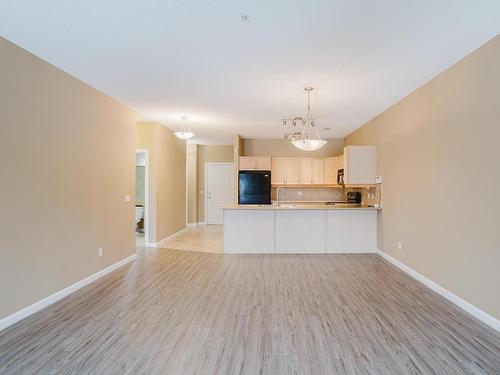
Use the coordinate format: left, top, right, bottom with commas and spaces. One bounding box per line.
271, 158, 286, 184
239, 156, 271, 171
239, 156, 255, 170
344, 146, 377, 185
299, 159, 312, 184
284, 159, 300, 184
337, 154, 344, 170
255, 156, 271, 170
272, 158, 300, 184
324, 156, 339, 184
311, 159, 325, 184
273, 158, 324, 185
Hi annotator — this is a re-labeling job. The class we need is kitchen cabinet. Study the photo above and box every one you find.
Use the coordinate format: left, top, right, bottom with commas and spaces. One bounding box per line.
284, 159, 300, 184
239, 157, 255, 170
274, 158, 323, 185
239, 156, 271, 171
344, 146, 377, 185
300, 158, 324, 184
271, 158, 285, 184
299, 159, 312, 184
324, 156, 339, 184
255, 156, 272, 170
338, 154, 344, 170
311, 159, 325, 184
272, 158, 300, 184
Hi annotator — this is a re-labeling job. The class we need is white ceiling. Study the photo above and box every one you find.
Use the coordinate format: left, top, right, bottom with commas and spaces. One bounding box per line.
1, 1, 499, 144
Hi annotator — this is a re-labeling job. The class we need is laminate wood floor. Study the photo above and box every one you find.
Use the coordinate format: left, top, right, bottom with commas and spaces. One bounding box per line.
0, 250, 499, 374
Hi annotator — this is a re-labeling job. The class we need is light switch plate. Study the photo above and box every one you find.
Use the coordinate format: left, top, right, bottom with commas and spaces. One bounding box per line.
124, 194, 131, 202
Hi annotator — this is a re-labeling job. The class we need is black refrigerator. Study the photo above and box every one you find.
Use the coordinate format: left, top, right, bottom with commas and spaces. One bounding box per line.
238, 170, 271, 205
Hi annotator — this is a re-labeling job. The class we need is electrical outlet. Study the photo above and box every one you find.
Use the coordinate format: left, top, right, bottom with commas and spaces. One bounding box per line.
297, 191, 303, 197
397, 241, 402, 250
98, 248, 103, 257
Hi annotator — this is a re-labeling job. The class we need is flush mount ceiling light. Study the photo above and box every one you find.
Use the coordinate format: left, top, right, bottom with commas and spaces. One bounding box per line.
282, 87, 327, 151
174, 116, 195, 139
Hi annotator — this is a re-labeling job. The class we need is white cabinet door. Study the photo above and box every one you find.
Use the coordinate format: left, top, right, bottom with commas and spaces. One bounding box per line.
299, 159, 312, 184
344, 146, 377, 185
206, 163, 234, 224
324, 157, 338, 184
311, 159, 325, 184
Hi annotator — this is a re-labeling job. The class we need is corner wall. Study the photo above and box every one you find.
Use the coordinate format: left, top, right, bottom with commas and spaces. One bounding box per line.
345, 35, 500, 321
136, 122, 186, 241
0, 37, 136, 320
187, 144, 198, 224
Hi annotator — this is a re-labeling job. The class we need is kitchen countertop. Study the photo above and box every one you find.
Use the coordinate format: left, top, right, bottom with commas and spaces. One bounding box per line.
223, 204, 381, 210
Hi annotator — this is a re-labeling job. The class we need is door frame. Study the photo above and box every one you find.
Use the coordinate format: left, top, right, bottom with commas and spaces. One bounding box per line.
204, 162, 234, 225
136, 149, 150, 245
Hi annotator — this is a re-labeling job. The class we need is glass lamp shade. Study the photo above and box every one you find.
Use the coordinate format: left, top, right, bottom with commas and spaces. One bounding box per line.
292, 138, 327, 151
174, 130, 195, 139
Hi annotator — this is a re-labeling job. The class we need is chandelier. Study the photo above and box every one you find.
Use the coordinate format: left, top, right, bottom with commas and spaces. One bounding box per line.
174, 116, 195, 139
282, 87, 327, 151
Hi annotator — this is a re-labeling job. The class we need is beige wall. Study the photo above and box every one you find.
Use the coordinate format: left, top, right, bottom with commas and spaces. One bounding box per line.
345, 35, 500, 321
137, 123, 186, 241
243, 138, 344, 157
186, 144, 197, 224
0, 37, 136, 319
196, 145, 234, 223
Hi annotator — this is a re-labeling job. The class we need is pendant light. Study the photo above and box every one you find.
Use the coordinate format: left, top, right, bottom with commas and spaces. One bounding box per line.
174, 116, 195, 139
282, 87, 327, 151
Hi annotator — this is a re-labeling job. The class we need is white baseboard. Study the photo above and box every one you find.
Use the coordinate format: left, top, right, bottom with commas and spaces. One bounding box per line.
376, 249, 500, 332
0, 253, 137, 332
147, 227, 187, 248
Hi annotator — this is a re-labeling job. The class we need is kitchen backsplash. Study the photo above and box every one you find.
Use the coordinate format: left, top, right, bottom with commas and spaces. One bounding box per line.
272, 186, 379, 205
272, 187, 344, 202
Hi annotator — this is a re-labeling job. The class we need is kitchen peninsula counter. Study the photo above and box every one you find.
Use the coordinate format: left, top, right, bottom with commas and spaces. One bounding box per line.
223, 204, 380, 210
223, 204, 379, 254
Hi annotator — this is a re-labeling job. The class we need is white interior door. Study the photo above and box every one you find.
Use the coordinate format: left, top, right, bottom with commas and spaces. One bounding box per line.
205, 163, 234, 225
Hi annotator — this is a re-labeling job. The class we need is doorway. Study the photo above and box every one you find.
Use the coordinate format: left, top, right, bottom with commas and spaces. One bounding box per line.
135, 149, 149, 247
205, 163, 234, 225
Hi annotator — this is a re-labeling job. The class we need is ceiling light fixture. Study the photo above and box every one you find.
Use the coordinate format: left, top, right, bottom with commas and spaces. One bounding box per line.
174, 116, 195, 140
282, 87, 327, 151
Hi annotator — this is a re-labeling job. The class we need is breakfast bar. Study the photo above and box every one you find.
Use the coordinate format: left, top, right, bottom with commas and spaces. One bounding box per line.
223, 205, 379, 254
